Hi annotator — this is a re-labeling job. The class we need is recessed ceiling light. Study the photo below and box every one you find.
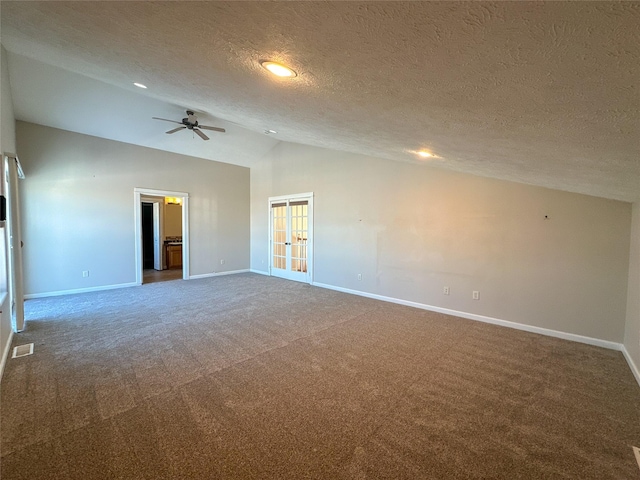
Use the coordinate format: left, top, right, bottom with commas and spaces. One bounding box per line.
260, 61, 297, 78
418, 151, 433, 158
133, 82, 147, 89
264, 129, 277, 135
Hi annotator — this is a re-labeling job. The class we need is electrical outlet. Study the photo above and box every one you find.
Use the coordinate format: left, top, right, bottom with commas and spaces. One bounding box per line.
443, 286, 450, 295
357, 273, 362, 281
220, 259, 225, 265
473, 291, 479, 300
82, 271, 89, 278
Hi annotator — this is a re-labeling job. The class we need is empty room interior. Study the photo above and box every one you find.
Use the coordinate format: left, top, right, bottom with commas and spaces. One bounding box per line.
0, 2, 639, 479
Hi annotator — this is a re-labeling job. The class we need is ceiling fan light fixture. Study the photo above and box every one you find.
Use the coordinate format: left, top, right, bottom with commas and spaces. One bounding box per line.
133, 82, 147, 89
260, 61, 297, 78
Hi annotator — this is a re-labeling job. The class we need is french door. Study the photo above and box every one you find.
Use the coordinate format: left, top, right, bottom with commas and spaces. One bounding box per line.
269, 193, 313, 283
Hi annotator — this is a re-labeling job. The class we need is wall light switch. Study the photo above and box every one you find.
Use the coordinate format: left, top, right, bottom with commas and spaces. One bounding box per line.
473, 291, 479, 300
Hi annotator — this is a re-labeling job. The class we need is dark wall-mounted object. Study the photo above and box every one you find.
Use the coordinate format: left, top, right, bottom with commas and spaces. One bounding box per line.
0, 195, 6, 221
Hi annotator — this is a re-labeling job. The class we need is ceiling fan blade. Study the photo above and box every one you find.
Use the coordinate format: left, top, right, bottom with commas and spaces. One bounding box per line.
194, 128, 209, 141
198, 125, 226, 133
166, 126, 186, 134
153, 117, 182, 124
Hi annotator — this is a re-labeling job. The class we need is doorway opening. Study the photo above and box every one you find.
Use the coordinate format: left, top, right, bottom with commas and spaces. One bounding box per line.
134, 188, 190, 285
141, 201, 160, 271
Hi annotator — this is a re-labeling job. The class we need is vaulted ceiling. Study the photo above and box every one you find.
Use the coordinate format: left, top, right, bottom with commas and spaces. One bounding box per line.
1, 1, 638, 201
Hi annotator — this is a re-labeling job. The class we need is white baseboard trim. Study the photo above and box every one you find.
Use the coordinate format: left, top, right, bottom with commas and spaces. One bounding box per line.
25, 282, 138, 299
0, 329, 15, 382
312, 282, 624, 352
249, 269, 270, 276
621, 346, 640, 388
189, 269, 250, 280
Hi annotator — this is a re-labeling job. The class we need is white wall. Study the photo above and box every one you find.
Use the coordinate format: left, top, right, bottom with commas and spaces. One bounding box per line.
17, 122, 250, 295
624, 202, 640, 382
251, 142, 632, 343
0, 44, 17, 376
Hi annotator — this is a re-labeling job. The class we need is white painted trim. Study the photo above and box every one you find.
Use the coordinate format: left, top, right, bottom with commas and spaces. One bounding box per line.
622, 346, 640, 388
24, 282, 138, 299
134, 193, 142, 284
5, 154, 25, 332
135, 188, 190, 198
0, 329, 14, 382
268, 192, 314, 202
311, 281, 624, 352
182, 196, 190, 279
4, 153, 24, 179
189, 269, 249, 280
633, 446, 640, 472
249, 269, 270, 276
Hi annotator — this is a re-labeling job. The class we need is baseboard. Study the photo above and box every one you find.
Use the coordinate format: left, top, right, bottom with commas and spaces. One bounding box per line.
189, 269, 250, 280
311, 282, 624, 352
249, 269, 270, 276
0, 328, 14, 382
621, 346, 640, 388
24, 282, 138, 299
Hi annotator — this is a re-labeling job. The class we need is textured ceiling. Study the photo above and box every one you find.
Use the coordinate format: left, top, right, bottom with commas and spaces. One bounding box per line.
1, 1, 639, 202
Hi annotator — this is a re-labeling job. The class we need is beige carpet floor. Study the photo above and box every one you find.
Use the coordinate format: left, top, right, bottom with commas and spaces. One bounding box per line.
1, 273, 639, 479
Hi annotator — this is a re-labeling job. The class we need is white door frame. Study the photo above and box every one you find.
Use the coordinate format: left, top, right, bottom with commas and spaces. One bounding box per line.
152, 202, 162, 271
268, 192, 313, 284
134, 188, 189, 284
4, 154, 25, 332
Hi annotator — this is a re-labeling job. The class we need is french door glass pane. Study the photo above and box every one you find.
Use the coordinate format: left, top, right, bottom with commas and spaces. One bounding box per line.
290, 201, 308, 273
272, 204, 287, 270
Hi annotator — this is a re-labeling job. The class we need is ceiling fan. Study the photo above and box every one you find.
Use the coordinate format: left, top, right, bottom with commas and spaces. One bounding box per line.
152, 110, 226, 140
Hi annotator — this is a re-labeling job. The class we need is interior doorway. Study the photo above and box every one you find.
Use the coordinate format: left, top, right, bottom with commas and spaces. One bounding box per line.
134, 188, 190, 285
269, 192, 313, 284
141, 202, 161, 270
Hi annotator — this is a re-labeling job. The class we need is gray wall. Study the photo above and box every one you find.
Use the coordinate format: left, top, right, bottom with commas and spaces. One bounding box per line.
251, 142, 632, 343
625, 203, 640, 379
17, 122, 250, 295
1, 46, 16, 160
1, 44, 16, 372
